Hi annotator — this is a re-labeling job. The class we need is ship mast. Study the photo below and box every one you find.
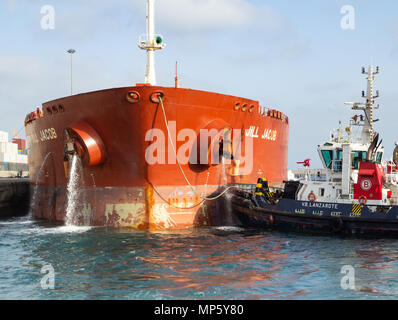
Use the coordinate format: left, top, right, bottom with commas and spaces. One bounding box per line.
138, 0, 165, 85
345, 65, 380, 144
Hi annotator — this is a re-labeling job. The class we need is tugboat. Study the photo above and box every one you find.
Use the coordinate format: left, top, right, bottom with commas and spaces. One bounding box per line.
228, 66, 398, 236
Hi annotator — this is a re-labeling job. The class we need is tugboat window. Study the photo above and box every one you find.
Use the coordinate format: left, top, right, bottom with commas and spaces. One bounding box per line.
351, 151, 367, 169
333, 149, 342, 172
321, 150, 333, 169
376, 152, 383, 163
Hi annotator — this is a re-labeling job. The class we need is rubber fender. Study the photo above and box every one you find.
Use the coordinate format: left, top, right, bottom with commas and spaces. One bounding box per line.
67, 121, 107, 166
195, 119, 233, 166
331, 217, 344, 233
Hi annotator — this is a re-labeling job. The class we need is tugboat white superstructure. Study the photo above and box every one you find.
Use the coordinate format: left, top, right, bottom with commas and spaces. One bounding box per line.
297, 65, 392, 206
227, 66, 398, 236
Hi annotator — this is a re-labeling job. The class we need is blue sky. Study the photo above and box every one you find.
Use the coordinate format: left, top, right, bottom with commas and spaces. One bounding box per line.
1, 0, 398, 169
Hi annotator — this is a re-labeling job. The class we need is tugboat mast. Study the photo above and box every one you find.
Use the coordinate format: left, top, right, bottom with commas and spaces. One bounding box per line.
138, 0, 165, 85
345, 65, 380, 144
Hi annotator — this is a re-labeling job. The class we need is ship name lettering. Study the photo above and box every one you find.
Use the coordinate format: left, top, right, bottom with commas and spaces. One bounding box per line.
308, 202, 338, 209
245, 126, 277, 141
261, 128, 277, 141
295, 209, 305, 214
246, 126, 259, 138
312, 210, 323, 216
331, 212, 342, 217
40, 128, 57, 142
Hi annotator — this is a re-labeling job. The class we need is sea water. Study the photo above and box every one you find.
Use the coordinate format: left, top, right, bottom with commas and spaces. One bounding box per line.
1, 214, 398, 299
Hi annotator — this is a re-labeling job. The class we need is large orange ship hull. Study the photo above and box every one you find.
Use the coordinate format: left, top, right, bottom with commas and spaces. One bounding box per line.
25, 86, 289, 230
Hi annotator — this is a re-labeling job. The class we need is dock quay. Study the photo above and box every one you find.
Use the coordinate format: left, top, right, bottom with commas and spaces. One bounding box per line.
0, 178, 30, 218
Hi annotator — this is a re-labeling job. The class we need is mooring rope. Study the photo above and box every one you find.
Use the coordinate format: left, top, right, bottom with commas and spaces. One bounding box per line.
148, 180, 206, 210
158, 96, 237, 204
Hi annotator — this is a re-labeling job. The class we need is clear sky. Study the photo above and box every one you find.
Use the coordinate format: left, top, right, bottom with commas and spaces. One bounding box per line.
1, 0, 398, 168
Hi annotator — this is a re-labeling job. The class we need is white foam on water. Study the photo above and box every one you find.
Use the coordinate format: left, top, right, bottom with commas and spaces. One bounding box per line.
0, 220, 35, 225
49, 226, 92, 234
215, 226, 245, 232
14, 225, 92, 235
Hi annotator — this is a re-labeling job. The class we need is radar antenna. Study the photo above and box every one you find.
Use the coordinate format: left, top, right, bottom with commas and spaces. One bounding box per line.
345, 65, 380, 144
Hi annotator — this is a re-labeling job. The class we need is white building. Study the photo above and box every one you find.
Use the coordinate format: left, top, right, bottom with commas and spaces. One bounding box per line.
0, 131, 28, 177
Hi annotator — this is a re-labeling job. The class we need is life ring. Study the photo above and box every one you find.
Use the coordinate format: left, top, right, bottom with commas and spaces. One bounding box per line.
359, 196, 367, 206
308, 192, 317, 202
331, 217, 344, 233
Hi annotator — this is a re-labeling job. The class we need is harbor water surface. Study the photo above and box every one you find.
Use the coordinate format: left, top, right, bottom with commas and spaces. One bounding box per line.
1, 214, 398, 300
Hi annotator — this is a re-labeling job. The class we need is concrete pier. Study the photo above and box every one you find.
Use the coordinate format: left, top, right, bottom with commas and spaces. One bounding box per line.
0, 178, 30, 218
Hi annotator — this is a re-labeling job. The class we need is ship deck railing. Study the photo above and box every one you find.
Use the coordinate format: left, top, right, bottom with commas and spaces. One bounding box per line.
259, 106, 289, 124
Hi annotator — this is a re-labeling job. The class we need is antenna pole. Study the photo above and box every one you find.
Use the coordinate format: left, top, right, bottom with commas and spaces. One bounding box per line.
345, 65, 380, 144
363, 65, 380, 143
138, 0, 165, 86
67, 49, 76, 95
146, 0, 155, 85
175, 61, 179, 88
